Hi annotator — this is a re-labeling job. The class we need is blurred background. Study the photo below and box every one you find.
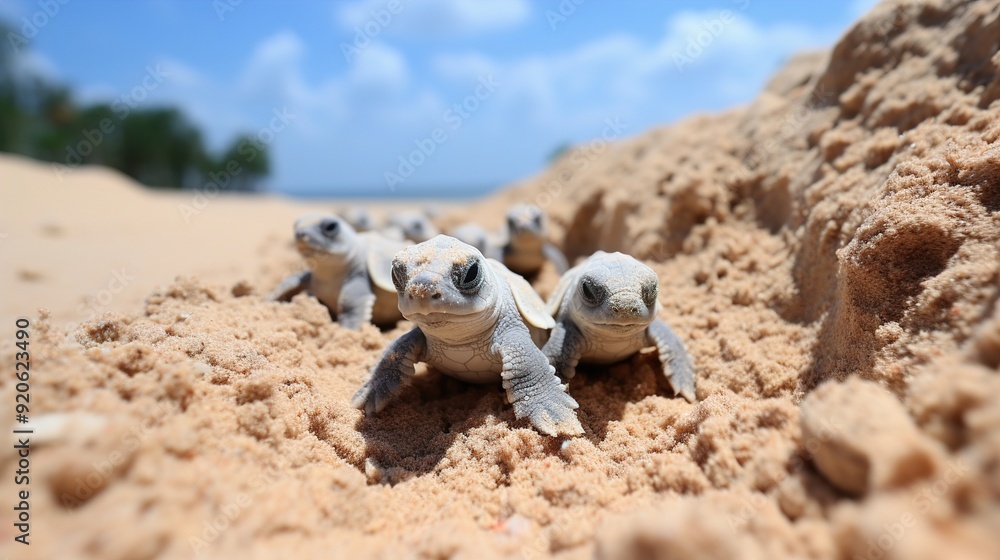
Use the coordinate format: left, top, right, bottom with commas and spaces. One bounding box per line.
0, 0, 875, 198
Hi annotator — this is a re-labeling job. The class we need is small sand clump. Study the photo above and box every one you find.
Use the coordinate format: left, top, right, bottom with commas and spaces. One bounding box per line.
801, 378, 943, 495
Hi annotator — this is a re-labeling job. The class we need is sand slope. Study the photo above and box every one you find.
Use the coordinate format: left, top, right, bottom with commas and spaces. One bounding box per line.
0, 155, 450, 340
2, 0, 1000, 558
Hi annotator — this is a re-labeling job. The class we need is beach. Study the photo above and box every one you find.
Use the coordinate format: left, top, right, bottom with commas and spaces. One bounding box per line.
1, 1, 1000, 558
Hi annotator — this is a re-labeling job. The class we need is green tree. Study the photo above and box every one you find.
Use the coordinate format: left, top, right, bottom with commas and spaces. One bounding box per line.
0, 23, 272, 191
120, 108, 206, 188
201, 135, 271, 192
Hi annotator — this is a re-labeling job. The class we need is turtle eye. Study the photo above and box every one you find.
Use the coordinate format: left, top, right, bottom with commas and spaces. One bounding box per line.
580, 278, 603, 306
391, 262, 407, 292
321, 220, 339, 238
456, 260, 483, 293
642, 281, 659, 308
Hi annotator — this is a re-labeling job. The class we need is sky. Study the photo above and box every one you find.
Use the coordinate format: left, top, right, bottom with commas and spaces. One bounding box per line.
1, 0, 879, 197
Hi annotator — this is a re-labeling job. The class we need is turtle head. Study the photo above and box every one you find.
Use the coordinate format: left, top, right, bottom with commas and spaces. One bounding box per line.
342, 207, 373, 232
389, 212, 439, 244
506, 203, 547, 242
391, 235, 498, 330
571, 252, 659, 336
293, 214, 358, 262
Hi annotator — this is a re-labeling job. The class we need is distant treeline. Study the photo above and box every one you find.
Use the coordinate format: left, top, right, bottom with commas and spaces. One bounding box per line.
1, 23, 269, 191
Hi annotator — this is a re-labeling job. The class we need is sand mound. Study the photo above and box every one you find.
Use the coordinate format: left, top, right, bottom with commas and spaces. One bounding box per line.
2, 0, 1000, 558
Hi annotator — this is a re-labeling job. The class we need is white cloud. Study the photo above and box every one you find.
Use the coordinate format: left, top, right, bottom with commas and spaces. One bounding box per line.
161, 8, 833, 189
337, 0, 529, 37
236, 31, 411, 111
654, 10, 824, 71
435, 9, 833, 123
156, 57, 203, 89
11, 50, 59, 81
238, 31, 311, 105
54, 8, 841, 192
347, 42, 410, 95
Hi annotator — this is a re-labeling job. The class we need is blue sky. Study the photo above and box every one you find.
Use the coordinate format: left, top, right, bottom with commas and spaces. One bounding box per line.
1, 0, 877, 196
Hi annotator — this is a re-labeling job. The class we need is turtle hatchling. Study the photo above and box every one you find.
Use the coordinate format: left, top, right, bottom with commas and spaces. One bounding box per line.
385, 211, 440, 243
501, 203, 569, 277
543, 251, 696, 402
352, 235, 584, 436
450, 222, 500, 259
268, 214, 409, 330
342, 206, 374, 232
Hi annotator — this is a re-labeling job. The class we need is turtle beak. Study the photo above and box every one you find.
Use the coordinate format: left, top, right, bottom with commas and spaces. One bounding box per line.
295, 231, 323, 254
405, 272, 442, 301
603, 292, 656, 324
398, 271, 479, 318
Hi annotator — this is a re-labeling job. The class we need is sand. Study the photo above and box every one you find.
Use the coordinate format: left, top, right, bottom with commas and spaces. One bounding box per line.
2, 0, 1000, 558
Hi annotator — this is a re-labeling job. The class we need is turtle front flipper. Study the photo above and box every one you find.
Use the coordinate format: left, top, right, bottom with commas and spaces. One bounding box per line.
337, 273, 376, 330
542, 243, 569, 275
268, 271, 312, 302
496, 326, 583, 437
352, 327, 426, 414
542, 320, 584, 380
647, 319, 696, 402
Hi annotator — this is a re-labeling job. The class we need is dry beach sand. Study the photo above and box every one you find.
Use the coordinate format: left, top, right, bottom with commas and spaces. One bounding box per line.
2, 0, 1000, 558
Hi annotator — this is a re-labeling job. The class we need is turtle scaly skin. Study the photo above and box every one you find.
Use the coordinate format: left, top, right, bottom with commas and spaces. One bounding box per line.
352, 235, 584, 437
385, 211, 440, 244
501, 204, 569, 277
268, 214, 408, 330
543, 251, 696, 402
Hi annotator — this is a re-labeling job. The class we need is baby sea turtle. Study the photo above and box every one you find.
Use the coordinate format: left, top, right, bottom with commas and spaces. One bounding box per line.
450, 222, 499, 259
352, 235, 584, 436
342, 206, 374, 232
268, 214, 409, 330
385, 211, 440, 243
543, 251, 696, 402
501, 203, 569, 277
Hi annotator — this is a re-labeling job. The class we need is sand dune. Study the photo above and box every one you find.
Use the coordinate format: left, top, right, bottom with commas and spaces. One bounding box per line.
0, 155, 455, 339
2, 0, 1000, 558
